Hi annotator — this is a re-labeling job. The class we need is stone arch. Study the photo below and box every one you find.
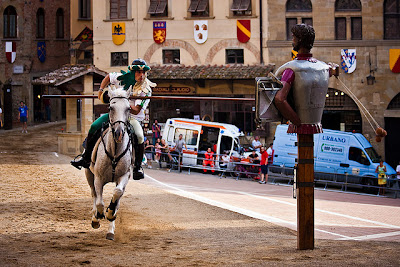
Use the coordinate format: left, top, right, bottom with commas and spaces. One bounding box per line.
143, 40, 201, 64
205, 39, 260, 64
387, 92, 400, 110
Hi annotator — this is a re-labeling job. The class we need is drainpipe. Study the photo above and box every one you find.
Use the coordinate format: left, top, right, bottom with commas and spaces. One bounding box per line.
259, 0, 264, 65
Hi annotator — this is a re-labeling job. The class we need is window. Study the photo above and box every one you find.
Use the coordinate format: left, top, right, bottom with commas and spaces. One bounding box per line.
285, 0, 312, 40
110, 0, 127, 19
148, 0, 168, 17
286, 0, 312, 12
111, 52, 128, 66
231, 0, 252, 16
335, 0, 362, 40
384, 0, 400, 39
335, 17, 346, 40
286, 18, 297, 40
188, 0, 209, 17
349, 147, 370, 165
351, 17, 362, 40
36, 8, 45, 39
335, 0, 361, 11
79, 0, 91, 19
163, 49, 180, 64
302, 17, 312, 26
174, 128, 199, 146
56, 8, 64, 38
226, 49, 244, 64
3, 6, 17, 38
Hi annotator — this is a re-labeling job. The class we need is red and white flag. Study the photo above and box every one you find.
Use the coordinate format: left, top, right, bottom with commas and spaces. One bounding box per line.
6, 42, 16, 63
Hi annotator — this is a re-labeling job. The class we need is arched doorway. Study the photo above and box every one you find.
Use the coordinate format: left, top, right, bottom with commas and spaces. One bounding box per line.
321, 88, 362, 132
385, 93, 400, 169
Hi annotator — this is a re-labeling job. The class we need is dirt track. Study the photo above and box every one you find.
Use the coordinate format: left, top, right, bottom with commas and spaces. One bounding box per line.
0, 122, 400, 266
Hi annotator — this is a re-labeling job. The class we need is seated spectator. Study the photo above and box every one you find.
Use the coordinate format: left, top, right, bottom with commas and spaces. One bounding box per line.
155, 142, 161, 163
203, 147, 215, 173
160, 139, 173, 172
219, 151, 230, 170
247, 150, 260, 164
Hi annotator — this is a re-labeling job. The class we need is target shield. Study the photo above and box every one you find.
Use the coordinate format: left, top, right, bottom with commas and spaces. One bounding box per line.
255, 75, 283, 126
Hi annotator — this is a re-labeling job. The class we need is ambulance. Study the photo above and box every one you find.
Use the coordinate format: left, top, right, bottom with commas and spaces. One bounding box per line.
162, 118, 242, 169
272, 124, 396, 188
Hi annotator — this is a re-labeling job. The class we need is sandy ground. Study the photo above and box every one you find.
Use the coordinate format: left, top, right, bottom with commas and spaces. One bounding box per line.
0, 122, 400, 266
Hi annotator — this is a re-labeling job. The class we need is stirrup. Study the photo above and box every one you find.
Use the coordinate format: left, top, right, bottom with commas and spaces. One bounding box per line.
70, 154, 89, 170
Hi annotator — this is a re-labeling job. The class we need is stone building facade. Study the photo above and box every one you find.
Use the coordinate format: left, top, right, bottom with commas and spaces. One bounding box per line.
0, 0, 70, 127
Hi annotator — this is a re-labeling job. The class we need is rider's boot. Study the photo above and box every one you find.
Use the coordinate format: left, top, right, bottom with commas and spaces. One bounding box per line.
132, 142, 145, 180
70, 132, 97, 170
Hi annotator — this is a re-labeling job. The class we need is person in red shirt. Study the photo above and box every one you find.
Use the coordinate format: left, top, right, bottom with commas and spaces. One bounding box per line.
259, 146, 269, 184
203, 147, 215, 173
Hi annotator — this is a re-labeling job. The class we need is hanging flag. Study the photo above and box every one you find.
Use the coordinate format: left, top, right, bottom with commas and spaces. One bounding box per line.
341, 49, 356, 73
389, 49, 400, 73
112, 22, 125, 45
237, 20, 251, 43
153, 21, 166, 44
291, 50, 298, 60
37, 41, 46, 63
5, 42, 16, 63
194, 20, 208, 44
74, 26, 93, 42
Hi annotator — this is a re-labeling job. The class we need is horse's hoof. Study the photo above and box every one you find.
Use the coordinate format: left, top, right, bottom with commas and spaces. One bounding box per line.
107, 215, 116, 222
91, 221, 100, 229
106, 233, 115, 240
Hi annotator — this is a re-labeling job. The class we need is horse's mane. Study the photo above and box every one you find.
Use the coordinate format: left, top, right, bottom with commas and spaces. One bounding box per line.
108, 85, 130, 99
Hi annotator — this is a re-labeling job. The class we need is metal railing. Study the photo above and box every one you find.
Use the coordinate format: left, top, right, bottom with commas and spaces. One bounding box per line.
144, 151, 400, 198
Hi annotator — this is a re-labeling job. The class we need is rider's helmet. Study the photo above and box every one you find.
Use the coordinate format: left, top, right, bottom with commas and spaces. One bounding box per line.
128, 58, 151, 72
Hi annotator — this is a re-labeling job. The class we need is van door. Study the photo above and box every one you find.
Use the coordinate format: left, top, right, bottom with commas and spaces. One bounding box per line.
197, 126, 219, 164
173, 127, 199, 166
348, 146, 371, 183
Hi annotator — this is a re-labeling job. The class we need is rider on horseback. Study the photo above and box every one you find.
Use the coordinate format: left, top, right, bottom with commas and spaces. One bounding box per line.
71, 58, 156, 180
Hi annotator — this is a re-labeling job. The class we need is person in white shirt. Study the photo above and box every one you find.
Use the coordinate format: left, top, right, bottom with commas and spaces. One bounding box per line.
267, 143, 274, 164
251, 136, 262, 153
396, 161, 400, 180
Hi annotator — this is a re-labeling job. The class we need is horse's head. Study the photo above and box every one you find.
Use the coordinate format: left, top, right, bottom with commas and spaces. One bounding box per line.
107, 85, 132, 143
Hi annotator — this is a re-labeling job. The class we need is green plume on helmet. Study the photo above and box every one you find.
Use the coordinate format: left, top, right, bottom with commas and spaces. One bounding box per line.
117, 70, 137, 90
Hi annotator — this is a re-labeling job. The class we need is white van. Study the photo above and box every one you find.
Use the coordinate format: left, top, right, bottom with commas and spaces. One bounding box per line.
162, 118, 242, 169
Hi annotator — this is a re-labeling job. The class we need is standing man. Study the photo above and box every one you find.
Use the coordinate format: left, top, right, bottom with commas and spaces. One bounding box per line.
252, 136, 262, 153
18, 101, 28, 133
152, 119, 161, 146
71, 58, 156, 180
259, 146, 269, 184
173, 134, 187, 171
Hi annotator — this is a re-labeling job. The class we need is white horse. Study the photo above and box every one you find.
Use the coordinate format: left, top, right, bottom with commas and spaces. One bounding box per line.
85, 85, 133, 240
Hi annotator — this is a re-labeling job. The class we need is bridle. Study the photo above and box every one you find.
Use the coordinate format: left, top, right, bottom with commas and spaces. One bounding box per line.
100, 95, 132, 181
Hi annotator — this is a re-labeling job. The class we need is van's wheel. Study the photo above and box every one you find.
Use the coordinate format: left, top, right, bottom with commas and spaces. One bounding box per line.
363, 177, 378, 194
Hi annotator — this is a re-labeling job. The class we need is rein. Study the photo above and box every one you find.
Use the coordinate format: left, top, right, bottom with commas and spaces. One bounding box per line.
100, 95, 133, 182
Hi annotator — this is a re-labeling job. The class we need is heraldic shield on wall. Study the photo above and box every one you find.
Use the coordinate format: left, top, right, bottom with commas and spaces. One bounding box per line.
112, 22, 125, 45
37, 42, 46, 63
389, 49, 400, 73
5, 42, 16, 63
237, 20, 251, 43
341, 49, 356, 73
153, 21, 166, 44
194, 20, 208, 44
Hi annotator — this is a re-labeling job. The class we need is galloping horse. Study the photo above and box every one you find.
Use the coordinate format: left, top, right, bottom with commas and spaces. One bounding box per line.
85, 85, 133, 240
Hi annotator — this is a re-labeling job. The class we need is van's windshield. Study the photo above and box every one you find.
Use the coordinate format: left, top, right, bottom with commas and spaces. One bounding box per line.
365, 147, 380, 163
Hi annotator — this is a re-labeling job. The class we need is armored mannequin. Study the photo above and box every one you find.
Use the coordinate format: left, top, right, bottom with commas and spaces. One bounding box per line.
274, 24, 337, 134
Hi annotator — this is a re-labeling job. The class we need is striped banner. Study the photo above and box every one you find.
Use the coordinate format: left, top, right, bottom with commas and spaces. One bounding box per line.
237, 20, 250, 43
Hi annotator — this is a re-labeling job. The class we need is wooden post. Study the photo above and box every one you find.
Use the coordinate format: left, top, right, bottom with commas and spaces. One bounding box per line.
297, 133, 314, 250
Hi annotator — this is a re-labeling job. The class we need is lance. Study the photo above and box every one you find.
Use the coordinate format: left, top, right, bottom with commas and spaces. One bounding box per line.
42, 95, 255, 102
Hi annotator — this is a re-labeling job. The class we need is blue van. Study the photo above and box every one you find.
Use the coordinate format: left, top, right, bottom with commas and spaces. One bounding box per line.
272, 124, 396, 187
